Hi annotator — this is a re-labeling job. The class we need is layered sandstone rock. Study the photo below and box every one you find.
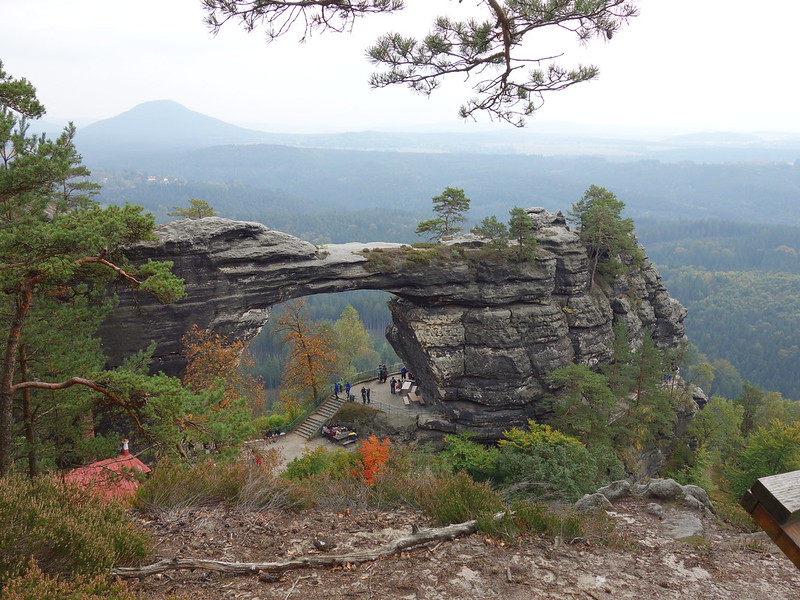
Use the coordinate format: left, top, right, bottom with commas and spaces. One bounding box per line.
100, 209, 687, 439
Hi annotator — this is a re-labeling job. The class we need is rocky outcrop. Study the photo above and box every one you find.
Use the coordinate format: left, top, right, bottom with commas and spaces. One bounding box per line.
575, 478, 716, 531
100, 209, 687, 439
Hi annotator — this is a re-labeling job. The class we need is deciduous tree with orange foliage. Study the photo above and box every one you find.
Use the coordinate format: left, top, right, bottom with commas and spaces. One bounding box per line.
357, 435, 391, 485
275, 299, 337, 404
181, 325, 266, 411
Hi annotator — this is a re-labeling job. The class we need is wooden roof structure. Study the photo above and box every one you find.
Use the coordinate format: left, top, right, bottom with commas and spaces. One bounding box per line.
63, 440, 151, 502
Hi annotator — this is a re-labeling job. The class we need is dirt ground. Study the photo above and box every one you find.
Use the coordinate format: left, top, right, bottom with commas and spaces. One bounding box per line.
126, 496, 800, 600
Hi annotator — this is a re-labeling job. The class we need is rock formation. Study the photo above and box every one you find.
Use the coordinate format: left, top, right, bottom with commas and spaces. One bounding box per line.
100, 209, 688, 439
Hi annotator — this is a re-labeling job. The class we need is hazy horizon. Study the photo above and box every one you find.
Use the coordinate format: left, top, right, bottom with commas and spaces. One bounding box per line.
4, 0, 800, 135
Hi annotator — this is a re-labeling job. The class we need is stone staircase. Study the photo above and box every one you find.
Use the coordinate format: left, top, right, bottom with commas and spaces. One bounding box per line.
293, 395, 347, 440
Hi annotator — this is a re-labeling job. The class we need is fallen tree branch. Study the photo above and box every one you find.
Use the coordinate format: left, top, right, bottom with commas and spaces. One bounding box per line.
113, 518, 482, 578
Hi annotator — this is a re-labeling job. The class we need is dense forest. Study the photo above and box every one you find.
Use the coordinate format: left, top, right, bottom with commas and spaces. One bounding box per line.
637, 220, 800, 399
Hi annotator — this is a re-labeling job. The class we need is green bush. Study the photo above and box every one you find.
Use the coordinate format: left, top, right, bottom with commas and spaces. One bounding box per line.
493, 443, 621, 502
442, 426, 623, 502
283, 446, 359, 481
333, 403, 379, 428
0, 475, 151, 583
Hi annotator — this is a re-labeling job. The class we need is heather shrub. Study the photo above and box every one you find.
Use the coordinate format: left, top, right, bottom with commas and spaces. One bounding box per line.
413, 470, 505, 527
134, 455, 291, 515
4, 560, 191, 599
367, 445, 418, 509
0, 474, 151, 583
288, 471, 368, 511
2, 560, 176, 600
510, 500, 590, 541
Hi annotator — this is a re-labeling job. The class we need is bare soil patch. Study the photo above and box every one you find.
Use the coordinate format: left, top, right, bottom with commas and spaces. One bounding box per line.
128, 497, 799, 600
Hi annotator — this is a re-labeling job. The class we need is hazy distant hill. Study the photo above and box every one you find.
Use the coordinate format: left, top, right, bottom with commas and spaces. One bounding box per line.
75, 100, 800, 167
76, 100, 274, 163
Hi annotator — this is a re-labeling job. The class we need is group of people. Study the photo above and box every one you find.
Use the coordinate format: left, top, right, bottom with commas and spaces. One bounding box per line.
388, 367, 414, 395
332, 365, 418, 400
321, 424, 358, 444
360, 386, 372, 404
376, 364, 390, 382
262, 428, 284, 443
333, 381, 352, 400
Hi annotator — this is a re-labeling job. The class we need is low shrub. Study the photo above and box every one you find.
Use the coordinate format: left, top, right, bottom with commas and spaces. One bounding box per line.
2, 560, 185, 600
333, 403, 379, 428
0, 474, 151, 583
361, 245, 465, 273
442, 426, 624, 502
712, 494, 759, 532
282, 446, 358, 481
134, 457, 292, 515
477, 500, 610, 544
413, 470, 505, 527
287, 471, 368, 511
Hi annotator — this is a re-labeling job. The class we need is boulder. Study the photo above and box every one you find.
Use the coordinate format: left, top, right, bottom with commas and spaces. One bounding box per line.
596, 480, 632, 502
574, 493, 613, 513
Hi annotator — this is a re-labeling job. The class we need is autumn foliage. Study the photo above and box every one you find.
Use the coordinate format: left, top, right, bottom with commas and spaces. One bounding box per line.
181, 324, 265, 410
357, 435, 391, 485
275, 299, 338, 403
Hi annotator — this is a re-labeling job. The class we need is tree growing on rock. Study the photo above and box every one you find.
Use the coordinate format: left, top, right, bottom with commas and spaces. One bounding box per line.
471, 206, 536, 260
568, 185, 643, 284
416, 187, 471, 240
508, 206, 537, 262
202, 1, 640, 126
471, 215, 509, 253
168, 198, 216, 219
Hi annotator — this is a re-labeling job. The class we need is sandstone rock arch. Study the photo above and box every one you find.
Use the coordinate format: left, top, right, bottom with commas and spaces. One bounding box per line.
100, 210, 686, 438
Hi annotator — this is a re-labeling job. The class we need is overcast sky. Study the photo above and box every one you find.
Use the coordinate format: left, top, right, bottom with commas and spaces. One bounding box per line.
2, 0, 799, 134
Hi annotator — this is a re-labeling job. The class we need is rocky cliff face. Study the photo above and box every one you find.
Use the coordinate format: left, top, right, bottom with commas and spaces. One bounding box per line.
101, 209, 687, 439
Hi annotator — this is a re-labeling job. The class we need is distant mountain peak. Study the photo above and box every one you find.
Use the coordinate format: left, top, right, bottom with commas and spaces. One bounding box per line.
76, 100, 272, 158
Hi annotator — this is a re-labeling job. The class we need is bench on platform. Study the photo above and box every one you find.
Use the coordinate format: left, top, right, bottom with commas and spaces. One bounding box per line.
741, 469, 800, 570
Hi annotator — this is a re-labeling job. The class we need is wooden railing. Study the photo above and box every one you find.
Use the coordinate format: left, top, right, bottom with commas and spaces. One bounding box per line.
741, 469, 800, 570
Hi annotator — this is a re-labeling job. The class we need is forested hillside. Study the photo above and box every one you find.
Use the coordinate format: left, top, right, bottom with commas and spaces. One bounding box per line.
92, 146, 800, 231
635, 220, 800, 399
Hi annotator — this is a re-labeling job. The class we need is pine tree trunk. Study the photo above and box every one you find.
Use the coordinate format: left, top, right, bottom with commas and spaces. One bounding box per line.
19, 345, 38, 478
0, 283, 35, 476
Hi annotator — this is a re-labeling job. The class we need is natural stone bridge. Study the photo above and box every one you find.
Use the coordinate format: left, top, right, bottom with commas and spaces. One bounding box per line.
100, 209, 687, 439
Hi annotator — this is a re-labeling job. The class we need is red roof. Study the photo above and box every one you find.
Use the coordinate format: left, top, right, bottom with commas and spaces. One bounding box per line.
64, 449, 151, 502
